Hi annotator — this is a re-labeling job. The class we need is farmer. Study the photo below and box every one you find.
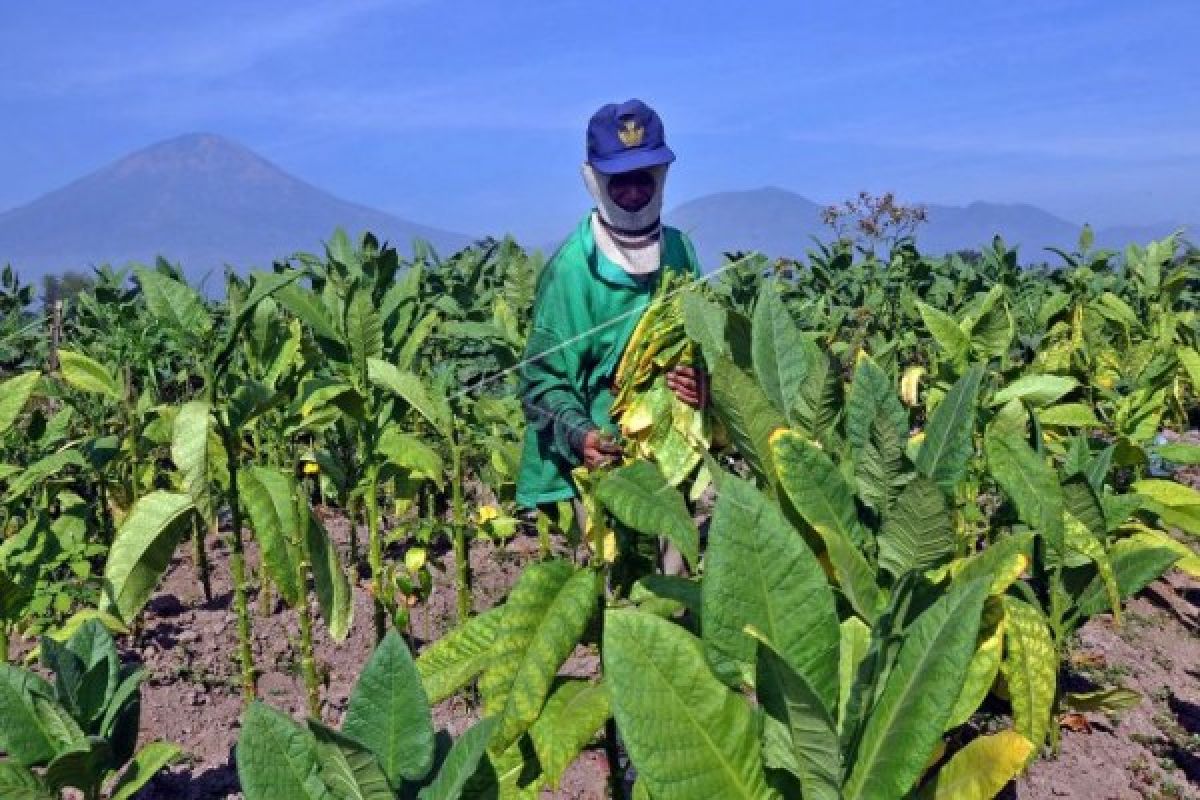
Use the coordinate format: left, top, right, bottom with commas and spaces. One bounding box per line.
515, 98, 706, 564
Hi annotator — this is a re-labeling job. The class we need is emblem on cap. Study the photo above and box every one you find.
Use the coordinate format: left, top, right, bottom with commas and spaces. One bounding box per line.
617, 117, 645, 148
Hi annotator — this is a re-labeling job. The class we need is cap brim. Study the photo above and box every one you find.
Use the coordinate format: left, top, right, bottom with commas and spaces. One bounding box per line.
589, 145, 676, 175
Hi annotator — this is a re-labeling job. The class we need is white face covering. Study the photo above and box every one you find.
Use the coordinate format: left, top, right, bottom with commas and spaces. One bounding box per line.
581, 163, 668, 276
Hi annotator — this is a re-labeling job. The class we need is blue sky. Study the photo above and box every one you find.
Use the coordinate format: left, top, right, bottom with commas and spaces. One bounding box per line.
1, 0, 1197, 242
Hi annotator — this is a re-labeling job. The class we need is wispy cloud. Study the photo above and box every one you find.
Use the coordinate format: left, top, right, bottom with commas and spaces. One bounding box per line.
2, 0, 405, 95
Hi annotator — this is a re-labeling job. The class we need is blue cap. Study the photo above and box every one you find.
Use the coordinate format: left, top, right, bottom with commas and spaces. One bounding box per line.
586, 98, 676, 175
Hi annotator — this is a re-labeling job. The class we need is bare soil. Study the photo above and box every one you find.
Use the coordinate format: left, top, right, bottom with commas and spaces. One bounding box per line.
6, 510, 1198, 798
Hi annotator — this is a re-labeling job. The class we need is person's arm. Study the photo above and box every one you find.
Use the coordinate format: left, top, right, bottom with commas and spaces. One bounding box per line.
519, 263, 607, 465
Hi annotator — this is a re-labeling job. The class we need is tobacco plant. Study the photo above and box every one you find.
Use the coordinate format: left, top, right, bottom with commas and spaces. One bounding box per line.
0, 619, 179, 800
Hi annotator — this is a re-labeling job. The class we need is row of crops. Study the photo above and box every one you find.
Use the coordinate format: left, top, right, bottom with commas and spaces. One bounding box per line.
1, 228, 1199, 799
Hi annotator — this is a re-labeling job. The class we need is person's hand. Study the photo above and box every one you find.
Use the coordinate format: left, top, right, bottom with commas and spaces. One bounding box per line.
580, 429, 622, 470
666, 365, 708, 409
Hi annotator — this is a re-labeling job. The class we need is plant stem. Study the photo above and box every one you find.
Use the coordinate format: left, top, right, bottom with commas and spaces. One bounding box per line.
0, 625, 8, 664
366, 463, 387, 642
347, 490, 361, 571
225, 450, 257, 701
450, 440, 471, 624
297, 593, 320, 717
604, 717, 626, 800
192, 514, 213, 603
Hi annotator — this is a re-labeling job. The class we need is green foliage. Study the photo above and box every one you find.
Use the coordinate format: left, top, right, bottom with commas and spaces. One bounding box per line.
237, 631, 495, 800
0, 620, 179, 798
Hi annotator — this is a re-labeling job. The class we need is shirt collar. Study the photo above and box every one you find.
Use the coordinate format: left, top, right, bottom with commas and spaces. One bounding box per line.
580, 211, 661, 290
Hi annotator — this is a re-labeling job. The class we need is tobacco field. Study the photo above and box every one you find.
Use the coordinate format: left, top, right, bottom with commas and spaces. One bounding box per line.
1, 227, 1199, 799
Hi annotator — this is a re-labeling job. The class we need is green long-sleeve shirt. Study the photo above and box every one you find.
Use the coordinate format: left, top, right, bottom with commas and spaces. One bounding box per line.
515, 213, 703, 507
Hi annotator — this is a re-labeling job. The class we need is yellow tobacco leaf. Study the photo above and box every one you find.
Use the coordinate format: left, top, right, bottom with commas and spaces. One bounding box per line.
404, 546, 427, 572
918, 731, 1034, 799
901, 365, 926, 408
1001, 597, 1056, 753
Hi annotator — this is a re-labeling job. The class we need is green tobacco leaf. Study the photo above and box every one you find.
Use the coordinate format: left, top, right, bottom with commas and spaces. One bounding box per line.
985, 427, 1064, 554
845, 355, 908, 462
837, 618, 871, 736
5, 449, 87, 500
916, 730, 1033, 800
367, 359, 452, 438
1037, 403, 1101, 427
794, 341, 842, 443
1001, 597, 1056, 752
752, 283, 809, 424
682, 292, 727, 365
963, 286, 1014, 360
0, 372, 40, 436
303, 507, 352, 642
991, 374, 1078, 408
1064, 687, 1141, 713
346, 288, 384, 386
710, 356, 786, 487
842, 578, 990, 800
396, 309, 440, 371
950, 532, 1034, 592
236, 702, 331, 800
604, 610, 778, 800
753, 634, 841, 800
631, 575, 702, 620
771, 430, 882, 622
945, 598, 1005, 730
1074, 537, 1179, 618
856, 410, 912, 515
343, 630, 435, 787
239, 466, 304, 608
480, 561, 599, 754
916, 364, 984, 495
171, 401, 223, 524
57, 350, 120, 401
33, 694, 85, 752
596, 460, 699, 569
1062, 477, 1106, 539
529, 679, 611, 787
877, 476, 956, 581
917, 302, 969, 367
416, 606, 505, 704
702, 472, 840, 704
0, 762, 53, 800
0, 664, 56, 766
44, 736, 113, 794
102, 492, 196, 624
275, 283, 342, 342
417, 717, 498, 800
109, 741, 182, 800
308, 721, 393, 800
846, 355, 911, 513
770, 430, 867, 549
136, 268, 213, 341
1064, 513, 1121, 625
459, 737, 543, 798
1153, 442, 1200, 465
377, 426, 443, 484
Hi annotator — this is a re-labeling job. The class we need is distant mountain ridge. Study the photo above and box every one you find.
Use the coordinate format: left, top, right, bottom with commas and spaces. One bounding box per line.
666, 186, 1190, 268
0, 133, 471, 285
0, 134, 1190, 284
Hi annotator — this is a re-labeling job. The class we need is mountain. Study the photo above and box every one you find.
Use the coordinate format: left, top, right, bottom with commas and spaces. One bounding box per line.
666, 186, 1190, 268
0, 133, 471, 285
